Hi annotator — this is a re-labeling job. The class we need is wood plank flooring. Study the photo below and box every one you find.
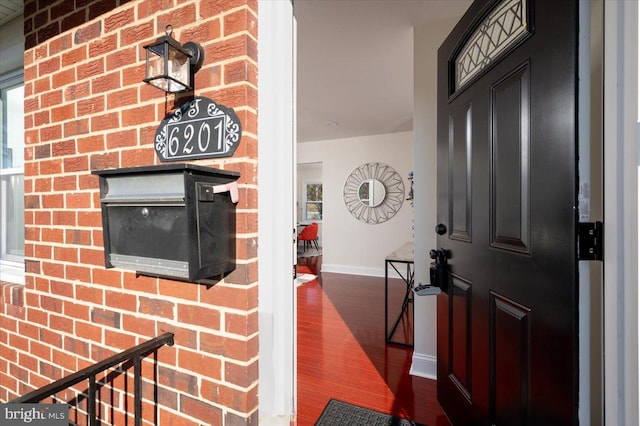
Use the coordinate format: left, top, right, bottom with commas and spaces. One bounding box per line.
296, 255, 451, 426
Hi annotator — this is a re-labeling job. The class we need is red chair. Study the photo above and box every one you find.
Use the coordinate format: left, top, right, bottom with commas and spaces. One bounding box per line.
298, 222, 319, 252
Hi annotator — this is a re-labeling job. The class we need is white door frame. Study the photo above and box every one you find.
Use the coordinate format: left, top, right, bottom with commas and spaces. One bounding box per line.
256, 1, 639, 424
257, 1, 296, 424
603, 2, 638, 425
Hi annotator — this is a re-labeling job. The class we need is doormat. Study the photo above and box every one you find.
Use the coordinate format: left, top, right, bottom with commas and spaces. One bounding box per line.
315, 399, 424, 426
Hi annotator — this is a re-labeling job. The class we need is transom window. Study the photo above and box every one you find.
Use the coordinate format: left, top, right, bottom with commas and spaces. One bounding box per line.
454, 0, 530, 91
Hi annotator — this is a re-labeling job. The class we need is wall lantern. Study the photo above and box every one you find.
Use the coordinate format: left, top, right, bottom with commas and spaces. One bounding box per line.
143, 25, 205, 93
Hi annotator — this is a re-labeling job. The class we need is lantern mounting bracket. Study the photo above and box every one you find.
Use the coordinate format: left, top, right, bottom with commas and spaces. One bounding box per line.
183, 41, 204, 73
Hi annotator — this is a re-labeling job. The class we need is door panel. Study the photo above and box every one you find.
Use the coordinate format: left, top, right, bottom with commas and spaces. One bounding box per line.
449, 103, 473, 242
436, 0, 578, 424
490, 63, 530, 253
491, 292, 531, 426
450, 276, 472, 400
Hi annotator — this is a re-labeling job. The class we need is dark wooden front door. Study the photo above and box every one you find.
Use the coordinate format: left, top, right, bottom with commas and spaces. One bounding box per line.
436, 0, 578, 424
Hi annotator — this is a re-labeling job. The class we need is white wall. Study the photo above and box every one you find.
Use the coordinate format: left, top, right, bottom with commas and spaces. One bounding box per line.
297, 131, 413, 276
411, 17, 463, 379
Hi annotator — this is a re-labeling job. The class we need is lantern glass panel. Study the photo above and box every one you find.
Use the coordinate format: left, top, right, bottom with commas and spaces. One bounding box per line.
167, 47, 190, 92
146, 47, 165, 79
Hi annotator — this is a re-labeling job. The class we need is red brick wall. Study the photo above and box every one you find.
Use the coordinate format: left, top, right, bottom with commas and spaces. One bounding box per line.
0, 0, 259, 424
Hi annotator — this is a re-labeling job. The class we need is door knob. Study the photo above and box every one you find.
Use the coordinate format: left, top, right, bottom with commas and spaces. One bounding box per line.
435, 223, 447, 235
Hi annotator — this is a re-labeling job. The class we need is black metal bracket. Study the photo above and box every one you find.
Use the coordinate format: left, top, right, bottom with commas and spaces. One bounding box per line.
578, 221, 603, 261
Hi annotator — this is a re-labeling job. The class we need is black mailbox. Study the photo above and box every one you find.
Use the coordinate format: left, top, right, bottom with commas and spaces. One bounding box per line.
93, 164, 240, 282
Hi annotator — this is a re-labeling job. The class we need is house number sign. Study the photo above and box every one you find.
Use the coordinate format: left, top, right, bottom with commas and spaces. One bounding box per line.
154, 96, 242, 161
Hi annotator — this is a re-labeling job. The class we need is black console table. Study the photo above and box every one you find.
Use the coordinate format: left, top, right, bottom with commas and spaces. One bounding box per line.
385, 242, 414, 347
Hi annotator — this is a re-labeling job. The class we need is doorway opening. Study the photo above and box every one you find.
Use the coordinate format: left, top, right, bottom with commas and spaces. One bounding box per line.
292, 1, 471, 424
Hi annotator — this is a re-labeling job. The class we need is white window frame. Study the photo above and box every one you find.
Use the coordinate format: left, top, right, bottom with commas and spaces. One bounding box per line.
0, 70, 25, 285
302, 180, 322, 222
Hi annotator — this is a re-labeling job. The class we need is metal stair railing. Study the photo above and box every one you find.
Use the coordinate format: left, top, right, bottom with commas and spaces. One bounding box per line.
10, 332, 175, 426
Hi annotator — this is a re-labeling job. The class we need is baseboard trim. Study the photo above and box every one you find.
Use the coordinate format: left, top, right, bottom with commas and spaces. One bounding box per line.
258, 413, 292, 426
321, 264, 411, 279
410, 352, 437, 380
321, 264, 384, 277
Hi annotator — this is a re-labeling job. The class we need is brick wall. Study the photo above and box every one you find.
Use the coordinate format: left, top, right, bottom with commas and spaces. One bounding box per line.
0, 0, 259, 424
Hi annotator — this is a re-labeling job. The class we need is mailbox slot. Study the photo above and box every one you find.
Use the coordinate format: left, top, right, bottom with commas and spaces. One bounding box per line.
93, 164, 239, 282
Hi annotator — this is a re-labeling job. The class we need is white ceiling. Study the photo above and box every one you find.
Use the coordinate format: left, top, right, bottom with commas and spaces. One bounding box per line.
296, 0, 472, 143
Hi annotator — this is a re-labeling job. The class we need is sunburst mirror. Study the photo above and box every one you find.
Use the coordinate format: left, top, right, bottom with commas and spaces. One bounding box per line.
343, 163, 405, 224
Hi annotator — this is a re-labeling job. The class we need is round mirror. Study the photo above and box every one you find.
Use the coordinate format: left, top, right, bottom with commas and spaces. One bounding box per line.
358, 179, 386, 207
343, 162, 404, 224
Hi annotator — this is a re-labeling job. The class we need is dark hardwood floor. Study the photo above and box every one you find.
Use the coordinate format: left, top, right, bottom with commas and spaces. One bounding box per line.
296, 255, 451, 425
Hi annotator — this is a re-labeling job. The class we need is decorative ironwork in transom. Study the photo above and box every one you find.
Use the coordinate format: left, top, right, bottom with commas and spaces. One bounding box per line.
454, 0, 530, 91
